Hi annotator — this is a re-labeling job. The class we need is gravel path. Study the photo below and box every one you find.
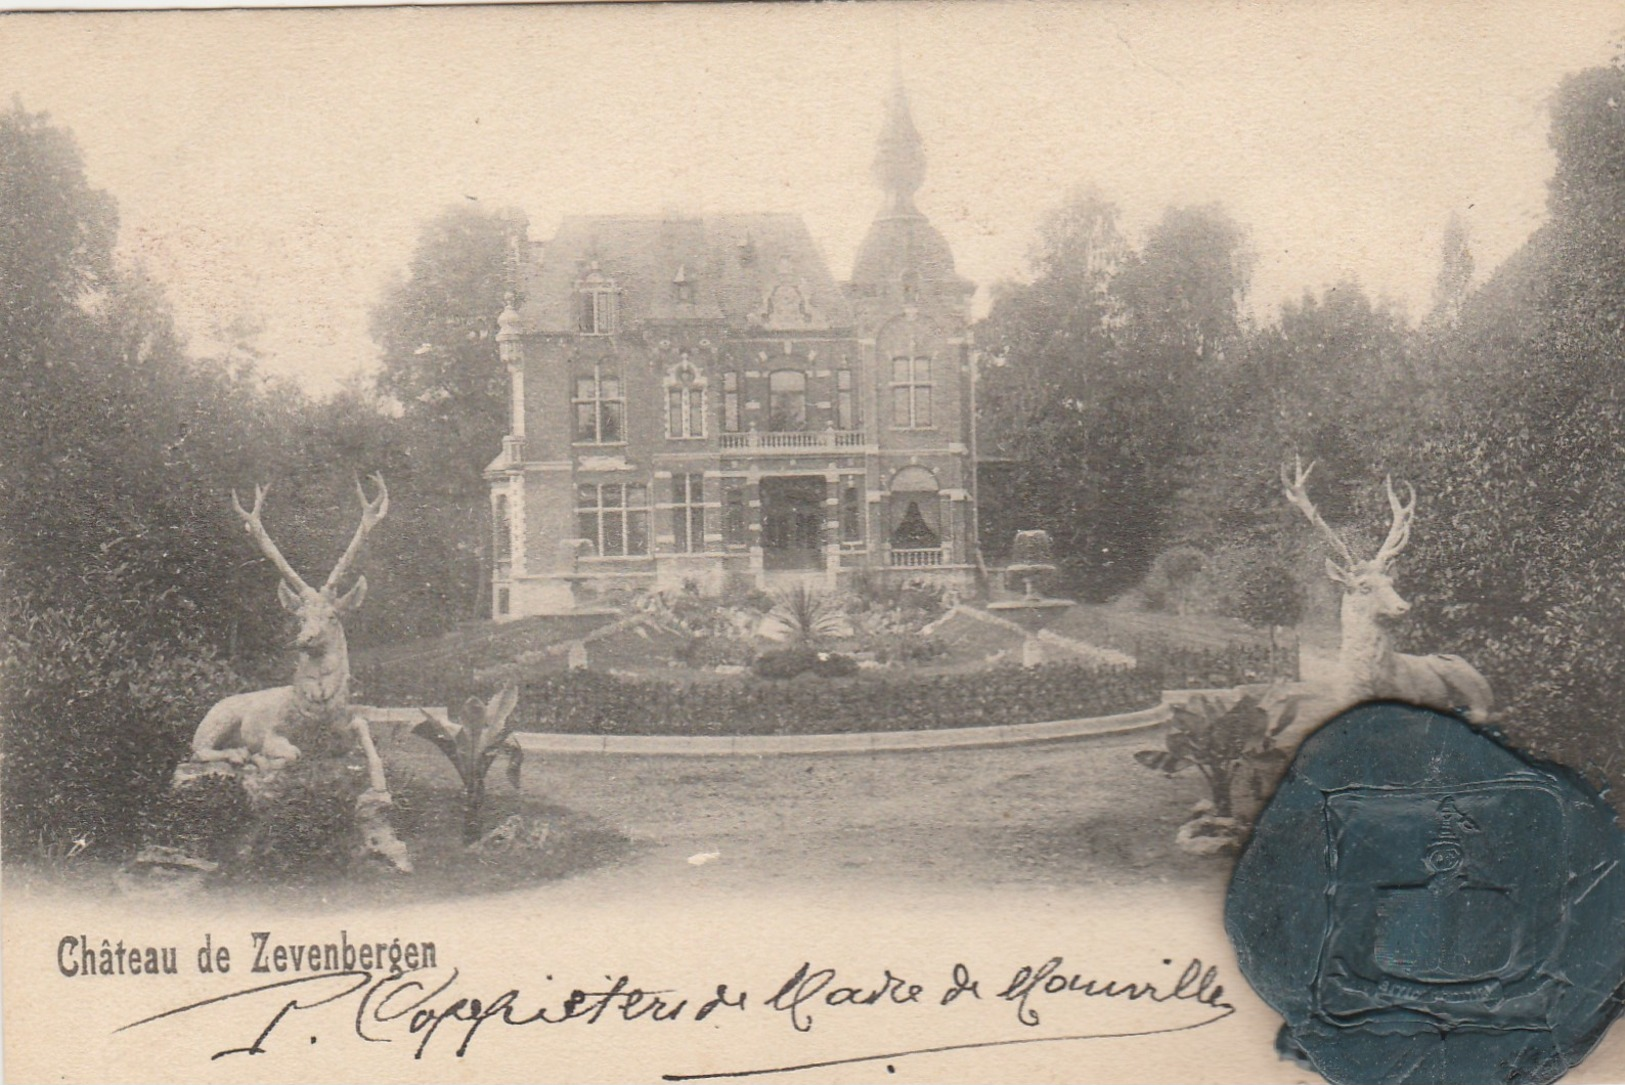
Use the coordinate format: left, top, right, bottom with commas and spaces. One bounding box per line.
379, 725, 1233, 898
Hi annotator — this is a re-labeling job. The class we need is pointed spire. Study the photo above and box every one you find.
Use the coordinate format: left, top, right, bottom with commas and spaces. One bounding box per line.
872, 72, 925, 216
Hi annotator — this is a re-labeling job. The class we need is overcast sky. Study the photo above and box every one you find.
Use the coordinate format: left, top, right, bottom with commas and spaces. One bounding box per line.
3, 1, 1621, 394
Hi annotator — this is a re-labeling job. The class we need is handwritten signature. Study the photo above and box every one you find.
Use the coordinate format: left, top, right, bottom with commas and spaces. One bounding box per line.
117, 956, 1235, 1077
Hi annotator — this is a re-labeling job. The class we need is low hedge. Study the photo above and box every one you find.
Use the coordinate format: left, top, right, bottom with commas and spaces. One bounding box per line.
512, 662, 1159, 737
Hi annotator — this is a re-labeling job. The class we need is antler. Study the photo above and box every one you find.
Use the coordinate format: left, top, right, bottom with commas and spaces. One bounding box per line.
1280, 454, 1357, 569
1374, 475, 1416, 570
324, 473, 389, 593
232, 483, 315, 596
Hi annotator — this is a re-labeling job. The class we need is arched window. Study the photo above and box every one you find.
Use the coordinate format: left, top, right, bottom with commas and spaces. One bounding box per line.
768, 370, 807, 431
576, 269, 619, 335
889, 466, 941, 550
665, 355, 707, 439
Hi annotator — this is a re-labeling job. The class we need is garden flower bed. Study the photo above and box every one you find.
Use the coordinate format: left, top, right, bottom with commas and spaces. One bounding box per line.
509, 662, 1160, 737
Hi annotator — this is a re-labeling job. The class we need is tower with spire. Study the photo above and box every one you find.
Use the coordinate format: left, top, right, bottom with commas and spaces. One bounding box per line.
844, 73, 979, 582
848, 77, 975, 313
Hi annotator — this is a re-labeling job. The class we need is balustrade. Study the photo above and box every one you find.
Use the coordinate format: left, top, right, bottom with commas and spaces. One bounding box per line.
719, 429, 866, 452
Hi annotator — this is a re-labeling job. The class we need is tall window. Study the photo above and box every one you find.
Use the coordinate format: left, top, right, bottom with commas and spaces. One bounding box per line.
671, 474, 706, 553
722, 479, 748, 547
577, 274, 618, 335
840, 478, 863, 544
493, 494, 512, 562
722, 372, 741, 433
835, 368, 856, 430
576, 482, 649, 556
768, 369, 807, 431
573, 367, 624, 444
665, 358, 706, 439
890, 356, 932, 428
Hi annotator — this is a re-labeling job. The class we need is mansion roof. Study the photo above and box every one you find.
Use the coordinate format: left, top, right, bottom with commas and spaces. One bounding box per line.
520, 212, 856, 335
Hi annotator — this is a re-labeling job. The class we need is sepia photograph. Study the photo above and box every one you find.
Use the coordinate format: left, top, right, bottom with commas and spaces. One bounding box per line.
4, 2, 1625, 1081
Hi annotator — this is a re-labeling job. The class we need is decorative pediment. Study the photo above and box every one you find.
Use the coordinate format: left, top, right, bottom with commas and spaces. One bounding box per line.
757, 282, 824, 330
664, 353, 707, 389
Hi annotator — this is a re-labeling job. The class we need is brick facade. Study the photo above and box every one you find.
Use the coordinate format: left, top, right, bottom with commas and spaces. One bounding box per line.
487, 82, 978, 617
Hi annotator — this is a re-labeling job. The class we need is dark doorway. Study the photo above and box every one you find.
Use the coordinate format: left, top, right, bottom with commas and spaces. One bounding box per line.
760, 476, 825, 570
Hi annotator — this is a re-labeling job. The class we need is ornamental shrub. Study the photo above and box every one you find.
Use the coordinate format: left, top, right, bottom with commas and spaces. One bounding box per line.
810, 651, 859, 678
752, 646, 821, 680
0, 595, 241, 860
233, 758, 365, 881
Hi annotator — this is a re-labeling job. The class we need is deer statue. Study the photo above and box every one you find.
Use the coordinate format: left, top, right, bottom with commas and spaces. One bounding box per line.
191, 474, 388, 769
1282, 455, 1493, 724
185, 475, 409, 876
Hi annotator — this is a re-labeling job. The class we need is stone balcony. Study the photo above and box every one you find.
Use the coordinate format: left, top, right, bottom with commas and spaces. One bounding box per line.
719, 428, 867, 454
483, 435, 526, 478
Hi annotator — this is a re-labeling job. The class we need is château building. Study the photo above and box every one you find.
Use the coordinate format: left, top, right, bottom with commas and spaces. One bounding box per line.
486, 81, 979, 617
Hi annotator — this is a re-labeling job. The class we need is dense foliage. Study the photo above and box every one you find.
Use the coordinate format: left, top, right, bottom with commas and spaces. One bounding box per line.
0, 598, 240, 858
1135, 690, 1294, 820
370, 204, 525, 626
976, 195, 1251, 599
1397, 63, 1625, 785
980, 57, 1625, 794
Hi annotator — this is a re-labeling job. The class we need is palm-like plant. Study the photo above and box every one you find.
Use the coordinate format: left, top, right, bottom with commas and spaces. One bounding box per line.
411, 684, 525, 845
1135, 690, 1298, 819
767, 583, 848, 645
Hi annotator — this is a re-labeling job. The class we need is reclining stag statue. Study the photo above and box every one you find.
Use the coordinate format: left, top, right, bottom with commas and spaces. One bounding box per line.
1282, 455, 1493, 724
190, 474, 393, 793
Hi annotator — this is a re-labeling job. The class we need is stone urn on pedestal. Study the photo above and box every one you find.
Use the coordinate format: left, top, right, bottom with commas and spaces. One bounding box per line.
988, 530, 1076, 667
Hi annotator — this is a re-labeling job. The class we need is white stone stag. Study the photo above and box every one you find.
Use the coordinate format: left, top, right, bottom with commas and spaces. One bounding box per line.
1282, 456, 1493, 723
189, 474, 393, 787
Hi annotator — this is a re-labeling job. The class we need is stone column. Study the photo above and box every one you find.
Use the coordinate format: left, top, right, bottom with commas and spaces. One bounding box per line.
747, 476, 765, 588
823, 470, 841, 589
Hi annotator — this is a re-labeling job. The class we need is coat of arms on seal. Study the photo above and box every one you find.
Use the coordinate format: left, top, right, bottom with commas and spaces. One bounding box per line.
1315, 783, 1567, 1032
1227, 704, 1625, 1085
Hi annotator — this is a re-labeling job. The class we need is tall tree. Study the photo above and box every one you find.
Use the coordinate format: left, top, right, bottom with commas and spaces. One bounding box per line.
370, 204, 524, 620
0, 101, 116, 371
1174, 279, 1419, 550
1425, 212, 1474, 331
975, 197, 1252, 598
1402, 59, 1625, 789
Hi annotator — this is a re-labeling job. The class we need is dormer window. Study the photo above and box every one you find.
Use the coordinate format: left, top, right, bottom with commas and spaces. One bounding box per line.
671, 265, 696, 306
576, 268, 619, 335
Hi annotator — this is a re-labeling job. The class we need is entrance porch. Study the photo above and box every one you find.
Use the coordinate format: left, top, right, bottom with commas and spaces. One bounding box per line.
759, 475, 826, 572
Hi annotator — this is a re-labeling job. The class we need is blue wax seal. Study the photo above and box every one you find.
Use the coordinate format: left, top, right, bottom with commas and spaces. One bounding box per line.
1226, 702, 1625, 1085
